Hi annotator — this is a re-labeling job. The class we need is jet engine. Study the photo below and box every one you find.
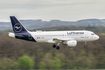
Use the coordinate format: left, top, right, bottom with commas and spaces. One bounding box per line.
66, 40, 77, 47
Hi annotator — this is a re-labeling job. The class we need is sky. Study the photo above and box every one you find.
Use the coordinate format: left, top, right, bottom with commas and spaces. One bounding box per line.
0, 0, 105, 22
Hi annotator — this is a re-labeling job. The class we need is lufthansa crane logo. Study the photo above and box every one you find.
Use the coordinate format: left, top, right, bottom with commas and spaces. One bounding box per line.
14, 23, 22, 32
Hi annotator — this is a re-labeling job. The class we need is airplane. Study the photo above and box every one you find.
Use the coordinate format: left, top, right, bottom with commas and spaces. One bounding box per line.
8, 16, 99, 50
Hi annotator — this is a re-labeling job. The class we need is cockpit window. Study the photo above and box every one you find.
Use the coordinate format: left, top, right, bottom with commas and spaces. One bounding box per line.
91, 33, 94, 35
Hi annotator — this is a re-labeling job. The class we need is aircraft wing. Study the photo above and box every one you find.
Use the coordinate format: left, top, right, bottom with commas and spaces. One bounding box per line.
52, 37, 75, 43
46, 37, 75, 43
53, 37, 75, 41
53, 38, 74, 41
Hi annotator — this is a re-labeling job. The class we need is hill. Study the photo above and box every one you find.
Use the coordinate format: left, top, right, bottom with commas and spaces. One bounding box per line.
36, 26, 105, 33
1, 18, 105, 30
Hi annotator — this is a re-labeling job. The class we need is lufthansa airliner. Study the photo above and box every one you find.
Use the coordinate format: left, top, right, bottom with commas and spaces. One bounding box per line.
9, 16, 99, 50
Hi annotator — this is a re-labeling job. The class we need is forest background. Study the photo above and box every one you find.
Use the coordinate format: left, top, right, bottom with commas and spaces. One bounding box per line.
0, 26, 104, 70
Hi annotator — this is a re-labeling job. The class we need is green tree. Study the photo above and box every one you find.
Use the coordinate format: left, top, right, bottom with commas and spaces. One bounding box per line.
50, 57, 61, 70
87, 53, 96, 69
39, 62, 46, 70
13, 62, 18, 69
42, 53, 53, 69
71, 51, 96, 69
0, 58, 14, 69
17, 56, 34, 69
97, 53, 105, 68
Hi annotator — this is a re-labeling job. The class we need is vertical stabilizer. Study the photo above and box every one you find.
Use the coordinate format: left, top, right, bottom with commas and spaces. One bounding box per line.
10, 16, 28, 33
10, 16, 36, 42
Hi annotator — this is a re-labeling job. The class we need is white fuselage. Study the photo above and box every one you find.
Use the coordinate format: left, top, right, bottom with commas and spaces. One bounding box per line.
29, 30, 99, 43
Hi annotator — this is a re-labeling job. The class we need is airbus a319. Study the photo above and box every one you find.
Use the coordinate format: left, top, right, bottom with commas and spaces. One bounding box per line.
9, 16, 99, 50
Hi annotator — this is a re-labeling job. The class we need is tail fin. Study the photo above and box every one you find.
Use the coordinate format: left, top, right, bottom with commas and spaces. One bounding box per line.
10, 16, 28, 33
10, 16, 36, 42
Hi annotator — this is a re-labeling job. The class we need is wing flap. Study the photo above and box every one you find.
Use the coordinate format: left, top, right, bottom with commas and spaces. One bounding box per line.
46, 38, 75, 43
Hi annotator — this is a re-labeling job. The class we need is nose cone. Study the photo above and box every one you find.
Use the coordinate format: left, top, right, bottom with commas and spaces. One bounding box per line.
96, 35, 99, 40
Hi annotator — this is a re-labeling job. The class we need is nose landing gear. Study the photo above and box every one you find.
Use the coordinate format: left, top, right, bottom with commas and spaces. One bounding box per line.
84, 41, 88, 48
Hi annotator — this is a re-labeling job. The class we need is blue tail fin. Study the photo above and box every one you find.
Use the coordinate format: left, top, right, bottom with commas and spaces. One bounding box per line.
10, 16, 28, 33
10, 16, 36, 42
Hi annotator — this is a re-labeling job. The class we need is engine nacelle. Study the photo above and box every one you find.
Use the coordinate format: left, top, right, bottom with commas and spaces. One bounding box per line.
66, 40, 77, 47
8, 33, 15, 38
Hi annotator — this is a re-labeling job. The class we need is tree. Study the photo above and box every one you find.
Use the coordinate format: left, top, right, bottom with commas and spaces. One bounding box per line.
50, 57, 61, 70
39, 62, 46, 70
17, 56, 34, 69
0, 58, 14, 69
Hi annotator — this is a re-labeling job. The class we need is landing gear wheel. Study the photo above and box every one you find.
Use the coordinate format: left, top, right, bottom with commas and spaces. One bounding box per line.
53, 44, 56, 48
84, 45, 88, 48
56, 46, 60, 50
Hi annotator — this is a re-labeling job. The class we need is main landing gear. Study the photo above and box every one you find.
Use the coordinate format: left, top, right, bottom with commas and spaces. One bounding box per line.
53, 44, 56, 48
84, 41, 88, 48
52, 43, 60, 50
